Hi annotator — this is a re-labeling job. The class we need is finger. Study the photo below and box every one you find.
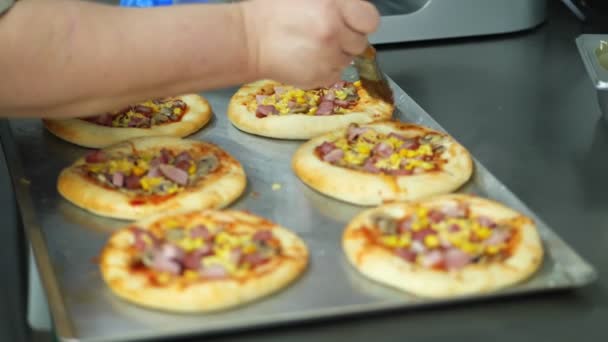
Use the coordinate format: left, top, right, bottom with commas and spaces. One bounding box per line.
319, 41, 354, 69
338, 25, 368, 56
319, 70, 344, 88
339, 0, 380, 35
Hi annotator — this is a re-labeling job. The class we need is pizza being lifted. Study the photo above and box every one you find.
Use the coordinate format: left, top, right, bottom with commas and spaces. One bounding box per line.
227, 80, 394, 139
292, 121, 473, 205
100, 210, 309, 312
44, 94, 212, 148
342, 194, 544, 298
57, 137, 245, 220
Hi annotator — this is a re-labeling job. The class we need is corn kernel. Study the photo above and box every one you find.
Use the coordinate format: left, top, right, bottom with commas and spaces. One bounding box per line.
416, 207, 429, 218
398, 235, 412, 247
173, 107, 183, 115
375, 158, 391, 169
335, 90, 347, 100
132, 166, 146, 176
389, 153, 401, 168
475, 226, 492, 240
243, 244, 257, 254
156, 273, 171, 284
162, 218, 181, 228
354, 80, 362, 87
87, 164, 106, 173
461, 243, 478, 254
381, 235, 399, 247
399, 149, 415, 158
184, 270, 199, 280
188, 163, 196, 175
486, 245, 500, 255
335, 138, 349, 150
355, 142, 372, 156
386, 136, 404, 149
140, 177, 163, 191
424, 235, 440, 248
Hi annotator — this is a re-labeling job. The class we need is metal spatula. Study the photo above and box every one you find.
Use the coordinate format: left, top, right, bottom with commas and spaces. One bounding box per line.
353, 43, 394, 104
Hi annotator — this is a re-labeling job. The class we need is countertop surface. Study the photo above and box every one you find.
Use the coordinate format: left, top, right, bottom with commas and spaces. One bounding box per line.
1, 1, 607, 341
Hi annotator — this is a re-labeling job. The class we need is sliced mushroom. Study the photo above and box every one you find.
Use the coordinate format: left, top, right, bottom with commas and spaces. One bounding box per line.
433, 145, 446, 154
289, 105, 309, 114
372, 215, 398, 235
165, 229, 185, 242
197, 155, 219, 176
421, 134, 443, 145
141, 250, 156, 267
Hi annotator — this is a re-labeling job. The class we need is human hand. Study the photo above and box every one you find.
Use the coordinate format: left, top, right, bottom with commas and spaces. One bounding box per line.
241, 0, 380, 88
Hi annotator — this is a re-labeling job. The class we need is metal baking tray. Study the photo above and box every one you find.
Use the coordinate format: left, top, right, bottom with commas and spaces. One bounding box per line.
0, 69, 597, 342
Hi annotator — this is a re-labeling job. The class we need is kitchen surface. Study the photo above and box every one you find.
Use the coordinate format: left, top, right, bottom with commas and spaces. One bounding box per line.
1, 1, 608, 341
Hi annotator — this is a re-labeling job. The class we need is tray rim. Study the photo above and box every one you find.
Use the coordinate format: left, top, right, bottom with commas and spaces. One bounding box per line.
0, 120, 77, 340
0, 76, 598, 342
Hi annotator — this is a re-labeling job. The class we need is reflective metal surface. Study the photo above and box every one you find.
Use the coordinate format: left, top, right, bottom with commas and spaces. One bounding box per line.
577, 34, 608, 123
1, 66, 596, 341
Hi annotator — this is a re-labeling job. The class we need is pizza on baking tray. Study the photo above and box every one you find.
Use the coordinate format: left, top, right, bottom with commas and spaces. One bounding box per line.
227, 80, 393, 139
57, 136, 245, 220
44, 94, 212, 148
342, 194, 544, 298
292, 121, 473, 205
100, 210, 309, 312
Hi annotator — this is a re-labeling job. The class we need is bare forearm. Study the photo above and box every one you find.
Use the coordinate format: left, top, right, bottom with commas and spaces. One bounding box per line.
0, 0, 256, 118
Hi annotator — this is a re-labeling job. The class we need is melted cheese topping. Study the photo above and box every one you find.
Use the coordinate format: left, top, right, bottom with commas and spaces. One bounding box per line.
372, 205, 514, 268
326, 129, 442, 173
84, 98, 187, 128
84, 151, 200, 195
256, 81, 361, 116
162, 222, 279, 277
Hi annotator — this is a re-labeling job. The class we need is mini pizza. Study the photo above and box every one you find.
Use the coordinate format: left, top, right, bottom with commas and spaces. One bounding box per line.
100, 210, 309, 312
292, 121, 473, 205
227, 80, 394, 139
57, 136, 246, 220
342, 194, 544, 298
44, 94, 212, 148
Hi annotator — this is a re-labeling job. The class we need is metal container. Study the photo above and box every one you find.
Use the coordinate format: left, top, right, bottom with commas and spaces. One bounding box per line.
0, 68, 597, 342
576, 34, 608, 122
370, 0, 547, 44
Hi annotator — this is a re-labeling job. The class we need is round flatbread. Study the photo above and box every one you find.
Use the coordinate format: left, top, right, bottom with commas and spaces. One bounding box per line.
44, 94, 212, 148
57, 136, 246, 220
100, 210, 309, 312
342, 194, 544, 298
227, 80, 394, 139
292, 121, 474, 206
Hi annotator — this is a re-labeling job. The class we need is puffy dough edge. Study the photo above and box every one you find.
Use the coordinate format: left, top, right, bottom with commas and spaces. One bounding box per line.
342, 194, 544, 298
227, 80, 394, 140
100, 210, 309, 312
292, 120, 474, 206
57, 136, 246, 220
43, 94, 213, 148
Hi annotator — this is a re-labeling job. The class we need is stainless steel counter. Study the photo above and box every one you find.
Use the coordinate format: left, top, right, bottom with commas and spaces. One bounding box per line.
1, 1, 607, 341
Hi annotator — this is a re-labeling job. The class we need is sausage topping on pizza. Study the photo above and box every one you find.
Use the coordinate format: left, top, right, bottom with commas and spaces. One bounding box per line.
82, 148, 218, 196
129, 219, 282, 283
364, 202, 517, 270
255, 81, 361, 118
314, 123, 447, 175
83, 98, 188, 128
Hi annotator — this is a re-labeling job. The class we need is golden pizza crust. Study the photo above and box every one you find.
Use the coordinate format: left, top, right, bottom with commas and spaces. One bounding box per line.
227, 80, 394, 140
99, 210, 309, 312
57, 136, 246, 220
43, 94, 212, 148
292, 121, 474, 206
342, 194, 544, 298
